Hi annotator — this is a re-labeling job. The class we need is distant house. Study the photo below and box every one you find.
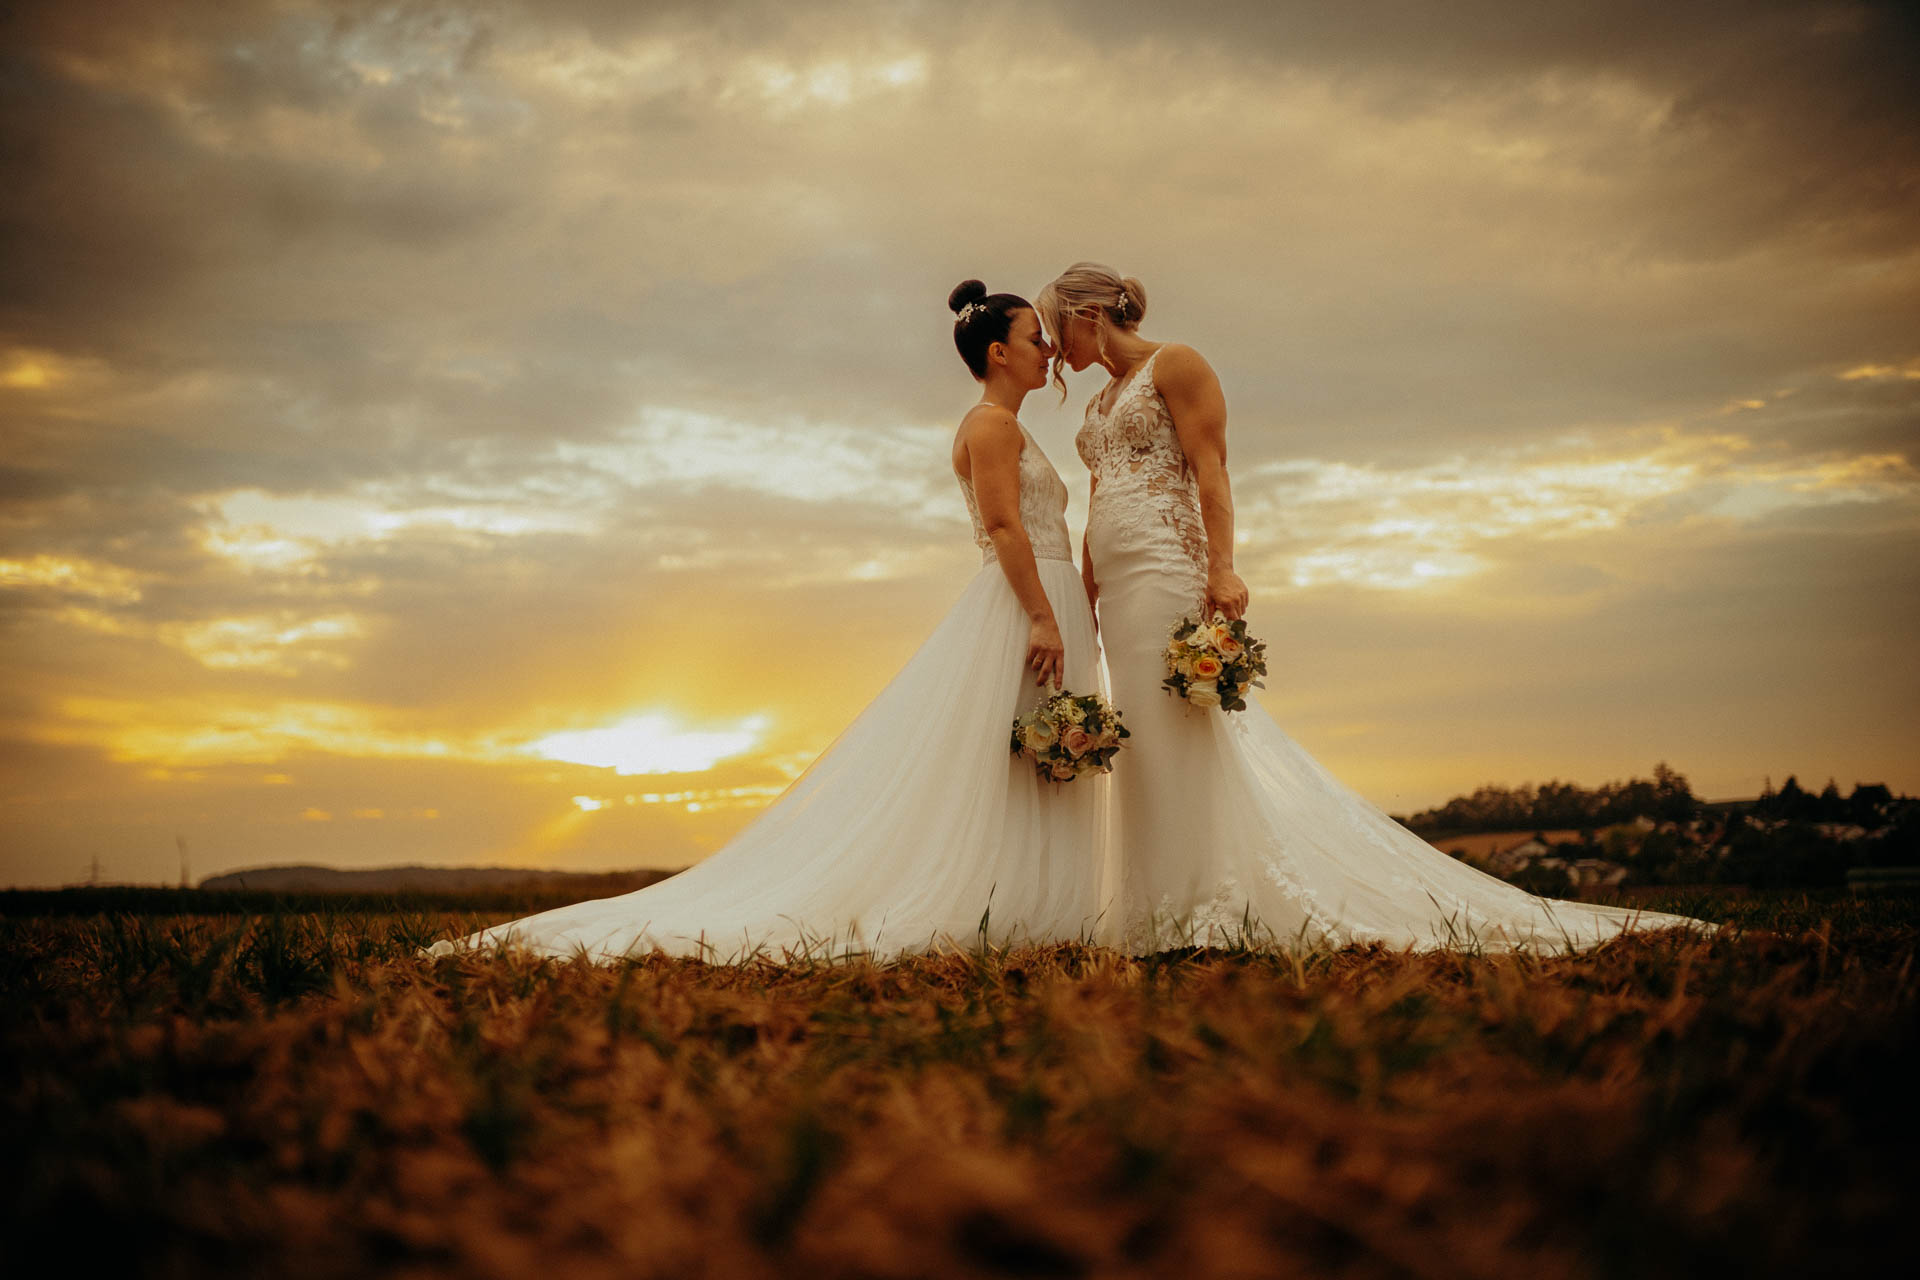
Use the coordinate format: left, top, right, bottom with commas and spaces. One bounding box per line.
1569, 859, 1630, 890
1426, 828, 1639, 888
1430, 830, 1581, 872
1535, 856, 1629, 891
1485, 838, 1553, 875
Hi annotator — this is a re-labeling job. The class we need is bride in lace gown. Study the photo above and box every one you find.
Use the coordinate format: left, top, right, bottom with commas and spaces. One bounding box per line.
1036, 262, 1712, 953
422, 281, 1108, 962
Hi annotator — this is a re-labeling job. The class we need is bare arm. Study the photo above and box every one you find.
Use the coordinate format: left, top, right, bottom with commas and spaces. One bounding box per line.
964, 409, 1065, 688
1158, 343, 1249, 620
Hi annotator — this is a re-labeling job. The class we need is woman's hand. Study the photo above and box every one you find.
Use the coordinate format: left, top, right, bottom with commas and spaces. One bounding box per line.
1028, 615, 1065, 689
1206, 567, 1249, 621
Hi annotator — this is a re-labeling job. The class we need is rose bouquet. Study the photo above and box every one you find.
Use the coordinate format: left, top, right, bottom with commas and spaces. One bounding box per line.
1163, 614, 1268, 711
1010, 690, 1129, 782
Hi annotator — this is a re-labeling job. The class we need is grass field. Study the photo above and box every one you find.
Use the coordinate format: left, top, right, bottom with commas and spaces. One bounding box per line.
3, 891, 1913, 1278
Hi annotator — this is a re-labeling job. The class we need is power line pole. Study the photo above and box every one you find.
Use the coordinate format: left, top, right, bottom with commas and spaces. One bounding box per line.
177, 834, 190, 889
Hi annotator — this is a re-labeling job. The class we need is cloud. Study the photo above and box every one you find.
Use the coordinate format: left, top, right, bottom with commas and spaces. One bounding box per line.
0, 0, 1915, 883
6, 1, 1916, 473
1234, 410, 1920, 593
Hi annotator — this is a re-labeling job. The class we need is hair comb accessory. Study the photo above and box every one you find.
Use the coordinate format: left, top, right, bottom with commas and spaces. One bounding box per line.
957, 301, 984, 323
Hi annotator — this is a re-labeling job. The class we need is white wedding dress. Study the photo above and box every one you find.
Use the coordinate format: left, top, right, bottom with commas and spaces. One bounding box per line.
423, 424, 1110, 962
1080, 346, 1712, 952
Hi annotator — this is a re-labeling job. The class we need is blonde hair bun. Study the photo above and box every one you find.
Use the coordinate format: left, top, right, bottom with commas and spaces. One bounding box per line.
1034, 262, 1151, 398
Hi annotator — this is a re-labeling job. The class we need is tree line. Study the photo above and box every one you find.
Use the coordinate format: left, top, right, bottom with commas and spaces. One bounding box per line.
1398, 763, 1902, 836
1398, 764, 1917, 892
1397, 762, 1700, 835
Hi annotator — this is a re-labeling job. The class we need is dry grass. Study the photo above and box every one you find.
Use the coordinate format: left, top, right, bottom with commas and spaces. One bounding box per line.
2, 893, 1913, 1279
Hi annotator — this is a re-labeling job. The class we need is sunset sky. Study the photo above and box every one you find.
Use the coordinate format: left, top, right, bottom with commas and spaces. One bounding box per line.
3, 0, 1916, 888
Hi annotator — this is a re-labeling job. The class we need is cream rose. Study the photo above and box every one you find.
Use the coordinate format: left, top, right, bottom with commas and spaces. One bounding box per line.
1022, 718, 1059, 752
1216, 632, 1244, 659
1192, 655, 1224, 680
1062, 727, 1095, 757
1188, 680, 1222, 709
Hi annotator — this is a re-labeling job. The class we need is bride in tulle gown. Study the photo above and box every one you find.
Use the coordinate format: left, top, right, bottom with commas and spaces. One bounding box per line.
423, 281, 1109, 962
1036, 261, 1713, 953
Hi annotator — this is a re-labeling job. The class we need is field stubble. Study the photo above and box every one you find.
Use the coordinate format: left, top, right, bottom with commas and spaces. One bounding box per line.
2, 893, 1914, 1279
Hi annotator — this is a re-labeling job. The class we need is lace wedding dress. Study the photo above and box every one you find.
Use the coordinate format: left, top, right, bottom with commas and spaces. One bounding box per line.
1079, 346, 1712, 953
421, 424, 1109, 962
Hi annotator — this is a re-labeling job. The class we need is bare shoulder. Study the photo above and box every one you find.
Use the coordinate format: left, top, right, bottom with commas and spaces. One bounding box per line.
1150, 342, 1219, 391
957, 406, 1025, 481
959, 404, 1023, 449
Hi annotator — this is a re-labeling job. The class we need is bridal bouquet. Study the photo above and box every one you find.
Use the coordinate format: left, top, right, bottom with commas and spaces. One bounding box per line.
1163, 614, 1267, 712
1011, 690, 1129, 782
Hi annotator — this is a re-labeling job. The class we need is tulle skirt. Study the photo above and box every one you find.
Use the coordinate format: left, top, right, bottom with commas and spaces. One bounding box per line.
423, 558, 1111, 962
1088, 503, 1715, 954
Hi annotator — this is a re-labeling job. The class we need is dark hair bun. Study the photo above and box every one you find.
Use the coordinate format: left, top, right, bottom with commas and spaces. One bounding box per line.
947, 284, 1032, 378
947, 279, 988, 314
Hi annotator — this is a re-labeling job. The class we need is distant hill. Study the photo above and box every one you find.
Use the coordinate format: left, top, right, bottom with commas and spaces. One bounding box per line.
199, 864, 680, 893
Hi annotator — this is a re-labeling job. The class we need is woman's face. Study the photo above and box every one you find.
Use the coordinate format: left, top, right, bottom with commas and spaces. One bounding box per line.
1050, 309, 1103, 373
996, 307, 1056, 390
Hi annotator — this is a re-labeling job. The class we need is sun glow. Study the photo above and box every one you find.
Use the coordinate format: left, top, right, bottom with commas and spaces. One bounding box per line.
0, 347, 104, 390
529, 712, 769, 776
45, 694, 780, 780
